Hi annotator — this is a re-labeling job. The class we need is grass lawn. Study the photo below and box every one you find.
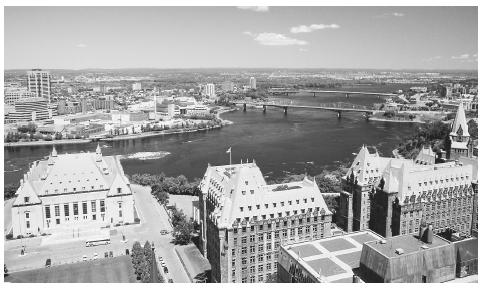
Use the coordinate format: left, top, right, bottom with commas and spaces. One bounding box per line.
5, 255, 138, 283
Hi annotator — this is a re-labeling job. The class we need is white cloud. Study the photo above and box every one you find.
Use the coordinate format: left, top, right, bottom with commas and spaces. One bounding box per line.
290, 24, 340, 34
76, 43, 87, 48
422, 56, 442, 62
451, 54, 470, 60
237, 6, 269, 12
375, 12, 405, 18
244, 32, 308, 46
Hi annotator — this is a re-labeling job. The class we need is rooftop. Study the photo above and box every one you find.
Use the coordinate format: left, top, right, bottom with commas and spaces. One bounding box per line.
281, 230, 382, 282
363, 233, 450, 258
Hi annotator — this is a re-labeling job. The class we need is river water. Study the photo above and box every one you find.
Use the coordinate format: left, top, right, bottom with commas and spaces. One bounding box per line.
4, 84, 419, 185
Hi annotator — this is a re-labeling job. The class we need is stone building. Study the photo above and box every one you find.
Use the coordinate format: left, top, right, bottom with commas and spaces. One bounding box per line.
198, 161, 332, 283
11, 145, 135, 238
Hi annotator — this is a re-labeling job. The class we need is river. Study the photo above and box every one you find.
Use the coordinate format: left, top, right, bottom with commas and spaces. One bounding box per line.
4, 84, 419, 186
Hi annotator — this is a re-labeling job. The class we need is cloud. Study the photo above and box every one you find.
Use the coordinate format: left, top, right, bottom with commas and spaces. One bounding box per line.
375, 12, 405, 18
451, 54, 470, 60
76, 43, 87, 48
290, 24, 340, 34
422, 56, 442, 62
244, 32, 308, 46
237, 6, 269, 12
299, 48, 309, 52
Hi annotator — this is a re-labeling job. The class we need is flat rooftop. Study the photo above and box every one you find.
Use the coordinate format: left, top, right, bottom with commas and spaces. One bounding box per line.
283, 230, 382, 282
363, 233, 450, 258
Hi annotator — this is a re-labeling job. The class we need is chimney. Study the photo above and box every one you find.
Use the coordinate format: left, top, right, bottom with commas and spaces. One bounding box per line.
423, 224, 434, 244
419, 220, 427, 240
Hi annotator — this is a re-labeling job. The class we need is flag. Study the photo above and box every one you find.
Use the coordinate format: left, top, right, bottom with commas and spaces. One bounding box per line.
226, 147, 231, 154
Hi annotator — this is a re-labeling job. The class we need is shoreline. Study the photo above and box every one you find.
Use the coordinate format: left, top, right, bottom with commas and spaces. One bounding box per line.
4, 139, 92, 148
4, 108, 237, 147
368, 117, 425, 124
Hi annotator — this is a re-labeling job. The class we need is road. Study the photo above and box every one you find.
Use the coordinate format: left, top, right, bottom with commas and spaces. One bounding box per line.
4, 199, 14, 235
131, 184, 190, 283
4, 185, 190, 283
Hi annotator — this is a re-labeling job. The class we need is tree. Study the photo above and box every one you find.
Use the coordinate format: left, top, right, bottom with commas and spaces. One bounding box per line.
172, 219, 194, 245
468, 119, 478, 139
4, 184, 18, 201
4, 264, 8, 277
171, 207, 187, 227
132, 241, 143, 277
140, 256, 151, 283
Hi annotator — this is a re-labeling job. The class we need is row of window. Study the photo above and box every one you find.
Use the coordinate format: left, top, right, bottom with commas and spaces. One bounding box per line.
231, 263, 277, 281
232, 216, 326, 234
232, 252, 279, 267
45, 200, 106, 219
233, 225, 325, 245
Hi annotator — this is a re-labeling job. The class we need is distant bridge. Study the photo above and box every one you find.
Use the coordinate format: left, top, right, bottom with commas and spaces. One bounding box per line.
268, 88, 397, 97
232, 100, 379, 119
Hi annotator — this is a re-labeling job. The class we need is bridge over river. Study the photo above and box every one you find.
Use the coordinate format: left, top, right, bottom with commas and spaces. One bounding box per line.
232, 100, 381, 119
268, 88, 398, 97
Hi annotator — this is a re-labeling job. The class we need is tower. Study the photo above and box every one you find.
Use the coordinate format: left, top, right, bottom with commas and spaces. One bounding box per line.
27, 69, 51, 103
447, 102, 470, 160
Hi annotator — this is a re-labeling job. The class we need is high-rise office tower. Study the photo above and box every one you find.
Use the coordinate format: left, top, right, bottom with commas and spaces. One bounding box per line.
249, 77, 256, 90
27, 69, 52, 103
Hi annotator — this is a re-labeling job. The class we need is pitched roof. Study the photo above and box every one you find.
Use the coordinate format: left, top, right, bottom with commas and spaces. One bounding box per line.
200, 162, 332, 229
13, 147, 131, 207
450, 102, 470, 137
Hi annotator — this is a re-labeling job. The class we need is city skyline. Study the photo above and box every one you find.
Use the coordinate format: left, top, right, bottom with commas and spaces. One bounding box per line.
4, 6, 478, 70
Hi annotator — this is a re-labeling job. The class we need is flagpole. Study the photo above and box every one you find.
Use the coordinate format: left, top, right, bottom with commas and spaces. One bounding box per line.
229, 149, 232, 168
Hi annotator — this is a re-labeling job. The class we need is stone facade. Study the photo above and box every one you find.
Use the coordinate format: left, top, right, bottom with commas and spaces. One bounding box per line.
199, 161, 332, 283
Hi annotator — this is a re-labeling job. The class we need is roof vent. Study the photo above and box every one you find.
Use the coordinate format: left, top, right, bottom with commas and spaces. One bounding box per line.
421, 245, 429, 250
395, 248, 404, 255
380, 239, 387, 244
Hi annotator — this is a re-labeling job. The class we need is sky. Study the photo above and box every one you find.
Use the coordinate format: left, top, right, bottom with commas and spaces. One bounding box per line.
4, 6, 478, 70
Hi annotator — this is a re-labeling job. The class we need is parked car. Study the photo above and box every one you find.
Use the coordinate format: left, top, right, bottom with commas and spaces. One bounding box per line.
109, 251, 113, 257
104, 252, 109, 258
93, 253, 98, 260
160, 230, 169, 235
45, 258, 51, 268
82, 255, 88, 261
168, 279, 173, 283
163, 266, 169, 273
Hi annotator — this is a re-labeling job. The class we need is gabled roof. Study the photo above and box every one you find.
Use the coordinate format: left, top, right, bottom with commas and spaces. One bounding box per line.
201, 161, 332, 229
450, 102, 470, 137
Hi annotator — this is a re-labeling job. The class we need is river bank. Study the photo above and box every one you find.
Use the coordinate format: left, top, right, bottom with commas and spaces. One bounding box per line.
369, 117, 425, 124
4, 138, 92, 148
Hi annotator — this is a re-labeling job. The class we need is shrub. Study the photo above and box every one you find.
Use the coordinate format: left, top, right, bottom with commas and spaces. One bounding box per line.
6, 233, 13, 240
16, 235, 24, 239
134, 217, 141, 223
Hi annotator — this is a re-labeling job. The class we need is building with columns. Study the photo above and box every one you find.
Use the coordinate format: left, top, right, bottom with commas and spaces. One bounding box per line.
11, 145, 135, 238
198, 160, 332, 283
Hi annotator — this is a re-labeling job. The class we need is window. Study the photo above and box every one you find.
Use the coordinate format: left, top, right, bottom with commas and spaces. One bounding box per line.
119, 210, 123, 218
250, 256, 255, 263
73, 203, 79, 215
241, 247, 247, 254
250, 235, 255, 242
258, 244, 264, 252
257, 234, 263, 243
26, 220, 30, 229
91, 201, 96, 213
258, 254, 264, 262
242, 257, 247, 265
117, 188, 122, 194
100, 200, 105, 212
119, 202, 122, 209
242, 236, 247, 244
82, 202, 88, 214
45, 206, 51, 219
267, 243, 272, 251
258, 264, 264, 272
60, 204, 68, 218
24, 197, 29, 203
250, 246, 255, 254
55, 205, 60, 217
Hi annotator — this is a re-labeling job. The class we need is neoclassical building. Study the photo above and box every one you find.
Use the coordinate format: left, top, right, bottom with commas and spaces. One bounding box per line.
198, 161, 332, 283
11, 145, 135, 237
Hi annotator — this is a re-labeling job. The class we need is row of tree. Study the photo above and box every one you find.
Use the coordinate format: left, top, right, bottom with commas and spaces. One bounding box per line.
170, 206, 196, 245
130, 173, 201, 196
131, 241, 163, 283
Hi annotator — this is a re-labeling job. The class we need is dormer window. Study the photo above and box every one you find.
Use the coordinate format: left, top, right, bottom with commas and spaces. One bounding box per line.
296, 200, 299, 204
45, 190, 48, 194
73, 188, 76, 192
250, 190, 254, 194
278, 213, 282, 217
281, 202, 284, 206
264, 204, 268, 208
248, 206, 252, 211
311, 198, 314, 202
240, 207, 244, 212
256, 205, 260, 209
117, 188, 122, 194
273, 203, 277, 208
24, 197, 29, 203
245, 181, 248, 185
288, 201, 292, 205
242, 190, 246, 195
304, 199, 307, 203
